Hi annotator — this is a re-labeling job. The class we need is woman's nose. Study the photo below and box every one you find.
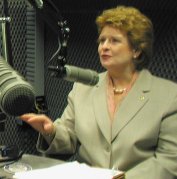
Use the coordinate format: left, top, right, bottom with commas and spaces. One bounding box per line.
102, 40, 110, 49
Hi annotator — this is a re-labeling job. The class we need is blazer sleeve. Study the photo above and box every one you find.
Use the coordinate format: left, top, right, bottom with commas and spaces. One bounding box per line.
126, 94, 177, 179
36, 84, 78, 155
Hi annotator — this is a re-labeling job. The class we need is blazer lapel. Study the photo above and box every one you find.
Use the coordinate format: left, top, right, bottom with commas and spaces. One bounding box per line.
93, 72, 112, 144
111, 70, 152, 141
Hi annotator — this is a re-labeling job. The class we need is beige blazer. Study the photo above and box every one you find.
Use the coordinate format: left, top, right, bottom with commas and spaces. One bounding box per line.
37, 69, 177, 179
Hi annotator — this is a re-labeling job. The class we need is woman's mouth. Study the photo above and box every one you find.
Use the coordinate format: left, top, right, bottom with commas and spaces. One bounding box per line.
101, 55, 112, 60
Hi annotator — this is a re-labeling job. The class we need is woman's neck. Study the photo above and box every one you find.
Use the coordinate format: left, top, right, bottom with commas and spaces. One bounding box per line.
110, 69, 136, 86
109, 69, 138, 94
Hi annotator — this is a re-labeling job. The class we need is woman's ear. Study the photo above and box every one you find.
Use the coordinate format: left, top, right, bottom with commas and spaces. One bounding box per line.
133, 49, 142, 59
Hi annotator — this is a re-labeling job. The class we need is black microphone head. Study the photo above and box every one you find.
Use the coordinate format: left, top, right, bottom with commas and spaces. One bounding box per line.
0, 82, 35, 116
0, 59, 35, 116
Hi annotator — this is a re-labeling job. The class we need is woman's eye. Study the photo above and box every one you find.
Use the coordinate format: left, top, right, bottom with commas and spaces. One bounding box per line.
97, 37, 120, 44
98, 38, 105, 44
111, 38, 120, 43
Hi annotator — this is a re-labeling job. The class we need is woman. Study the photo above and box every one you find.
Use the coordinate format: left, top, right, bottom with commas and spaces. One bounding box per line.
20, 6, 177, 178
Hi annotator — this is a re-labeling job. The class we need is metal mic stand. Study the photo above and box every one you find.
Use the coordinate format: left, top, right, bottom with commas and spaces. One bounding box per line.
27, 0, 70, 78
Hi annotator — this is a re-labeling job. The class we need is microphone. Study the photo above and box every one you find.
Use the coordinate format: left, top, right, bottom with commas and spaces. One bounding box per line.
0, 58, 35, 116
49, 65, 99, 86
64, 65, 99, 85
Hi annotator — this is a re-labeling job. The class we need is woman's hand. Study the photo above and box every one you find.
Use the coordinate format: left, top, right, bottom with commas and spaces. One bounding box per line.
19, 113, 55, 135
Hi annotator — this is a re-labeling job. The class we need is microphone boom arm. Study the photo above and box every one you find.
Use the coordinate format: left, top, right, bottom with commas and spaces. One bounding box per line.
27, 0, 99, 86
27, 0, 70, 75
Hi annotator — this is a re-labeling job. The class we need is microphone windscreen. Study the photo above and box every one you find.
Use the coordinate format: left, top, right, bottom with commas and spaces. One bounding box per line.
64, 65, 99, 86
0, 59, 35, 116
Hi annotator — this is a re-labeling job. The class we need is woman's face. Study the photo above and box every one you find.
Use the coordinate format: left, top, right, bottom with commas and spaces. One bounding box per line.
98, 25, 135, 72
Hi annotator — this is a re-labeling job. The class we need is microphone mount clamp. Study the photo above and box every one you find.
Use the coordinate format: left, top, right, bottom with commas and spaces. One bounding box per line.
27, 0, 70, 76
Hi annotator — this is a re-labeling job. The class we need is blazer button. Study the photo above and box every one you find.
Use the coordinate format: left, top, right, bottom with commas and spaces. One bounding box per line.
106, 145, 111, 152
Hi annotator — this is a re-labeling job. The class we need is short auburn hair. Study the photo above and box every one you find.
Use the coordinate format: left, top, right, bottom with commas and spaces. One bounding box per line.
96, 6, 154, 70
